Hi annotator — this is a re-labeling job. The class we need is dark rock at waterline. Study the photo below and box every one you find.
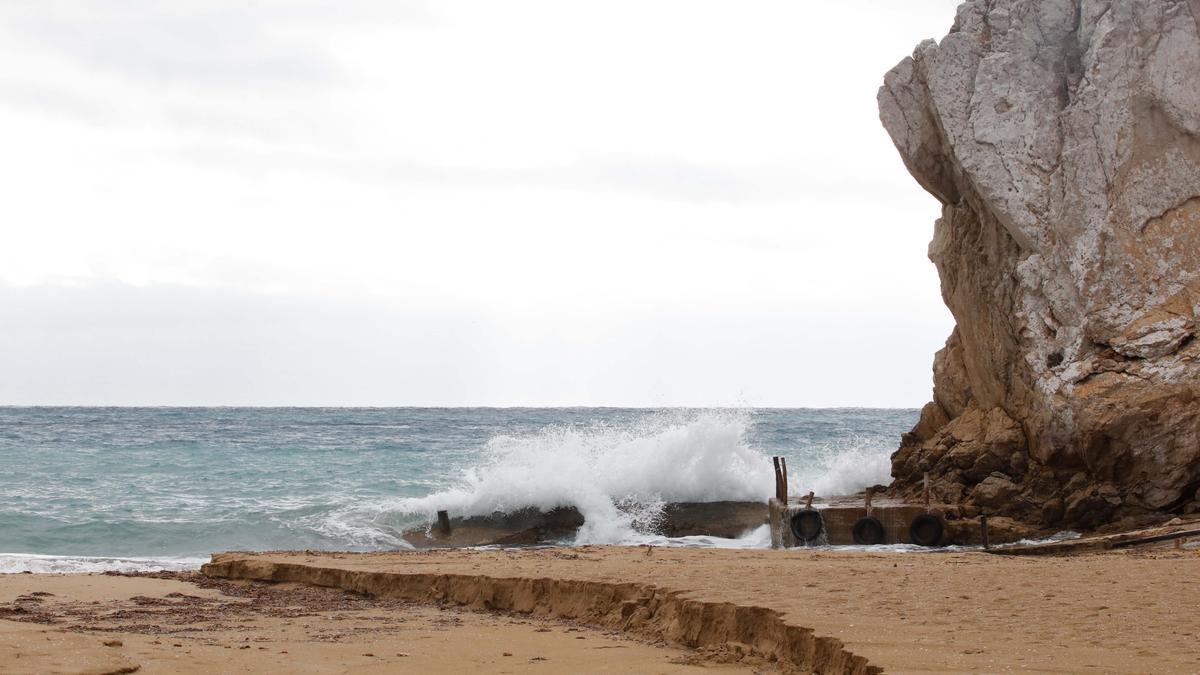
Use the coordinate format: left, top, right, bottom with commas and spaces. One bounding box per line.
402, 501, 767, 548
402, 507, 585, 548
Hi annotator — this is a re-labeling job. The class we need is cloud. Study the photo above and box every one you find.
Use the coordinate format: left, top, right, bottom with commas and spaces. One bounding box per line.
0, 80, 116, 123
165, 142, 914, 204
0, 0, 963, 405
40, 14, 332, 86
0, 283, 947, 406
0, 1, 433, 87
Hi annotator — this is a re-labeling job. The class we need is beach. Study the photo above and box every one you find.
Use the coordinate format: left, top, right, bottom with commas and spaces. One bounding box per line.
6, 0, 1200, 671
4, 545, 1199, 673
0, 569, 745, 674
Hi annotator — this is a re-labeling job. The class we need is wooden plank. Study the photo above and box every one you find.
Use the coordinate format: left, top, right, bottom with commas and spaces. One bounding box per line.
990, 525, 1200, 556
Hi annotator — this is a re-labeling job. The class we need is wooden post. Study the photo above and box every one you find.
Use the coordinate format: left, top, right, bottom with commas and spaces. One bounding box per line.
436, 510, 451, 535
980, 515, 990, 550
864, 487, 874, 517
772, 457, 783, 501
804, 491, 815, 509
922, 472, 931, 509
780, 458, 789, 505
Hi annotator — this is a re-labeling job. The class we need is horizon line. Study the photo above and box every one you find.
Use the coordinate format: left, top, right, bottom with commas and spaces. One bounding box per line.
0, 404, 923, 411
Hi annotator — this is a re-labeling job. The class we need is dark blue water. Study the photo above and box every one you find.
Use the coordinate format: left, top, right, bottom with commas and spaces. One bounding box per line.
0, 407, 915, 571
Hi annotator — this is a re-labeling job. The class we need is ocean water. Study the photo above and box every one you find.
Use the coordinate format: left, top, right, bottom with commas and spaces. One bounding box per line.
0, 407, 916, 572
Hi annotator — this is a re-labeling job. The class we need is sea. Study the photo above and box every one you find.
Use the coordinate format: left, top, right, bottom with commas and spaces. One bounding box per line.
0, 407, 917, 573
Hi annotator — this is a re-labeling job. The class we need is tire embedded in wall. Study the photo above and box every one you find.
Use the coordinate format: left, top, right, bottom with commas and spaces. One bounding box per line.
789, 509, 824, 544
851, 515, 885, 545
908, 514, 944, 547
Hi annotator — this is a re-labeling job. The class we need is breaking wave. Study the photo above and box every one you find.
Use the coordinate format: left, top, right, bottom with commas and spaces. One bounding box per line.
357, 411, 894, 546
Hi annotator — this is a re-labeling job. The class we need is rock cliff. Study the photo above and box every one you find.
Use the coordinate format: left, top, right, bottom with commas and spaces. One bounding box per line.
879, 0, 1200, 528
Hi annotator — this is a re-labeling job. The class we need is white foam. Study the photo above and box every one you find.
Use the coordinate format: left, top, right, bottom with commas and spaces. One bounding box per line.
0, 553, 207, 574
303, 508, 416, 550
788, 438, 893, 498
379, 411, 770, 544
623, 524, 774, 549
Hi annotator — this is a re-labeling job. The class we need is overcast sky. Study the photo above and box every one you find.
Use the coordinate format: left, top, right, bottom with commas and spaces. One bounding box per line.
0, 0, 961, 407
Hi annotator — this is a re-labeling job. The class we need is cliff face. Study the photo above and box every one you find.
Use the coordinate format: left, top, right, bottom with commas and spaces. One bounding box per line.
879, 0, 1200, 528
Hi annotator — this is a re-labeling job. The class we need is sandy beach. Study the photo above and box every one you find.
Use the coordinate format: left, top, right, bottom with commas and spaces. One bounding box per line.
0, 570, 746, 674
1, 545, 1196, 674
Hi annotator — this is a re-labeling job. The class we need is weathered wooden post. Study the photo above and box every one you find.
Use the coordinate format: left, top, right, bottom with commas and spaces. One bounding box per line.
772, 457, 783, 501
980, 514, 990, 549
780, 458, 789, 505
436, 510, 451, 535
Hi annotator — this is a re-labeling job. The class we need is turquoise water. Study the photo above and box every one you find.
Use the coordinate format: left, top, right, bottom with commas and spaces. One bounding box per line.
0, 407, 916, 571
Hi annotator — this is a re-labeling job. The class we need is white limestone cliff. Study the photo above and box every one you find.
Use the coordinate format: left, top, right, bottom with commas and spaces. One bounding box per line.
880, 0, 1200, 527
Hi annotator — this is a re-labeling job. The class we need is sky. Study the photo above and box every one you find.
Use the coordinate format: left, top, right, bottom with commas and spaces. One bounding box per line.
0, 0, 961, 407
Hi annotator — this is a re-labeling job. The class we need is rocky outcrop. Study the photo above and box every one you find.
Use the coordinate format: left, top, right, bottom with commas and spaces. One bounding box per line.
880, 0, 1200, 528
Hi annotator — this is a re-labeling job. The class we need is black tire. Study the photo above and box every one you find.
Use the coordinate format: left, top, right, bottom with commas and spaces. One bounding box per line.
851, 515, 885, 546
789, 509, 824, 544
909, 514, 944, 547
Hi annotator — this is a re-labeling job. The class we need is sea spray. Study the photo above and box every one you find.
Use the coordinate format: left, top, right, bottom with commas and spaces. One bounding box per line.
379, 411, 773, 543
790, 437, 894, 497
375, 411, 897, 545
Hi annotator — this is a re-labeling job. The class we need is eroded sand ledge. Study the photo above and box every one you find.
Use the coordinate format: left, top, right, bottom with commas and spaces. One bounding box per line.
202, 546, 1200, 673
2, 572, 747, 674
203, 552, 877, 675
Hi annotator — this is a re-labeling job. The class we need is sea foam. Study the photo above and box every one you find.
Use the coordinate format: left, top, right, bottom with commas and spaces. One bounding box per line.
0, 553, 207, 575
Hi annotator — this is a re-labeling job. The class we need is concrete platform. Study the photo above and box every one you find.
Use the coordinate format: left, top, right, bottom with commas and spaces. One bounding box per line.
768, 495, 942, 547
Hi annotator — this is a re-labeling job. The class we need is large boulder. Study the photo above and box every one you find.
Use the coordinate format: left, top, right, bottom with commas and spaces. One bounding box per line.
880, 0, 1200, 528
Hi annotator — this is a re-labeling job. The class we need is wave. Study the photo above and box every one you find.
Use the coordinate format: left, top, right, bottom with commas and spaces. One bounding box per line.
789, 439, 894, 498
337, 411, 894, 546
0, 553, 207, 574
